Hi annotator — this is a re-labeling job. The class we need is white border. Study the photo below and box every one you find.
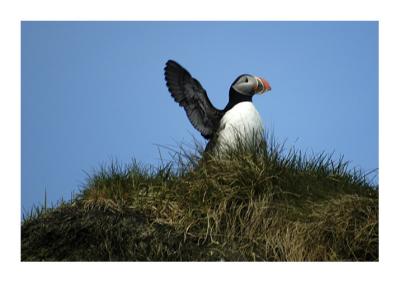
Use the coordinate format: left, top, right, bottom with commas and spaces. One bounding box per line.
1, 0, 399, 282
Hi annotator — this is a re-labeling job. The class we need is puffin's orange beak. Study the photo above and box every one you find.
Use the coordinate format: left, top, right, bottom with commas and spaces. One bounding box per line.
255, 76, 271, 94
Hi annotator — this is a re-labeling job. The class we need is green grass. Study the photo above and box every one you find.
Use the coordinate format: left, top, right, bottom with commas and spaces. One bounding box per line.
21, 136, 378, 261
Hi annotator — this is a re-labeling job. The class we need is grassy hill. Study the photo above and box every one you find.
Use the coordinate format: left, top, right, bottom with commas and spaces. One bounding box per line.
21, 137, 378, 261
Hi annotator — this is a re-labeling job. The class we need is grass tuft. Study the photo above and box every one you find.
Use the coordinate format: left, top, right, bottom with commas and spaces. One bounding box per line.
21, 135, 378, 261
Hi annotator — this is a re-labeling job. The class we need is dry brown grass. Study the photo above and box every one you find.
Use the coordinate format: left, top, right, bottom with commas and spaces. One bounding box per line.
22, 138, 378, 261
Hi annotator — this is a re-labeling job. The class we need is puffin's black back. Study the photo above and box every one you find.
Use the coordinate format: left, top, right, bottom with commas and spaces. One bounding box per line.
224, 87, 253, 113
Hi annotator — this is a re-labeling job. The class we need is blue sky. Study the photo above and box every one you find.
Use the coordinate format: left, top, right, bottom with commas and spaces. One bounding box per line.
21, 21, 378, 212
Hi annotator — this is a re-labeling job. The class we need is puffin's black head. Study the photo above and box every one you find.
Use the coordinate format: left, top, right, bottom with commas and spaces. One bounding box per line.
230, 74, 271, 97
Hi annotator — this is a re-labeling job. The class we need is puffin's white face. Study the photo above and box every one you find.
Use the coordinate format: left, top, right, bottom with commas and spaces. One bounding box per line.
232, 75, 271, 96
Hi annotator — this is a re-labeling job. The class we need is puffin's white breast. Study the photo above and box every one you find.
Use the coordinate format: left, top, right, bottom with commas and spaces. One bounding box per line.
217, 102, 264, 149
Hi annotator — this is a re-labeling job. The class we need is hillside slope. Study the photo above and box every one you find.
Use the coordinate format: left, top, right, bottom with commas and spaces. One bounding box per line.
22, 139, 378, 261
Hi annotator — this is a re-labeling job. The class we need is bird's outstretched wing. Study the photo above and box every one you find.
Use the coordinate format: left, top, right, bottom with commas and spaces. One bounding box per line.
164, 60, 223, 139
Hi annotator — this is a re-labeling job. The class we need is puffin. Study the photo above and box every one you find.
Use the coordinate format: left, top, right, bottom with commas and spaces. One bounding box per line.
164, 60, 271, 153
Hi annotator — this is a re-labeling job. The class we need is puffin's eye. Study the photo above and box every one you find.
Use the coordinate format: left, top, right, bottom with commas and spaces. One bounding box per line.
244, 77, 248, 83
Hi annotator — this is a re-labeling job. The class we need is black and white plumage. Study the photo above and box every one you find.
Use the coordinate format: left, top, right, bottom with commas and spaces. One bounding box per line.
164, 60, 271, 152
